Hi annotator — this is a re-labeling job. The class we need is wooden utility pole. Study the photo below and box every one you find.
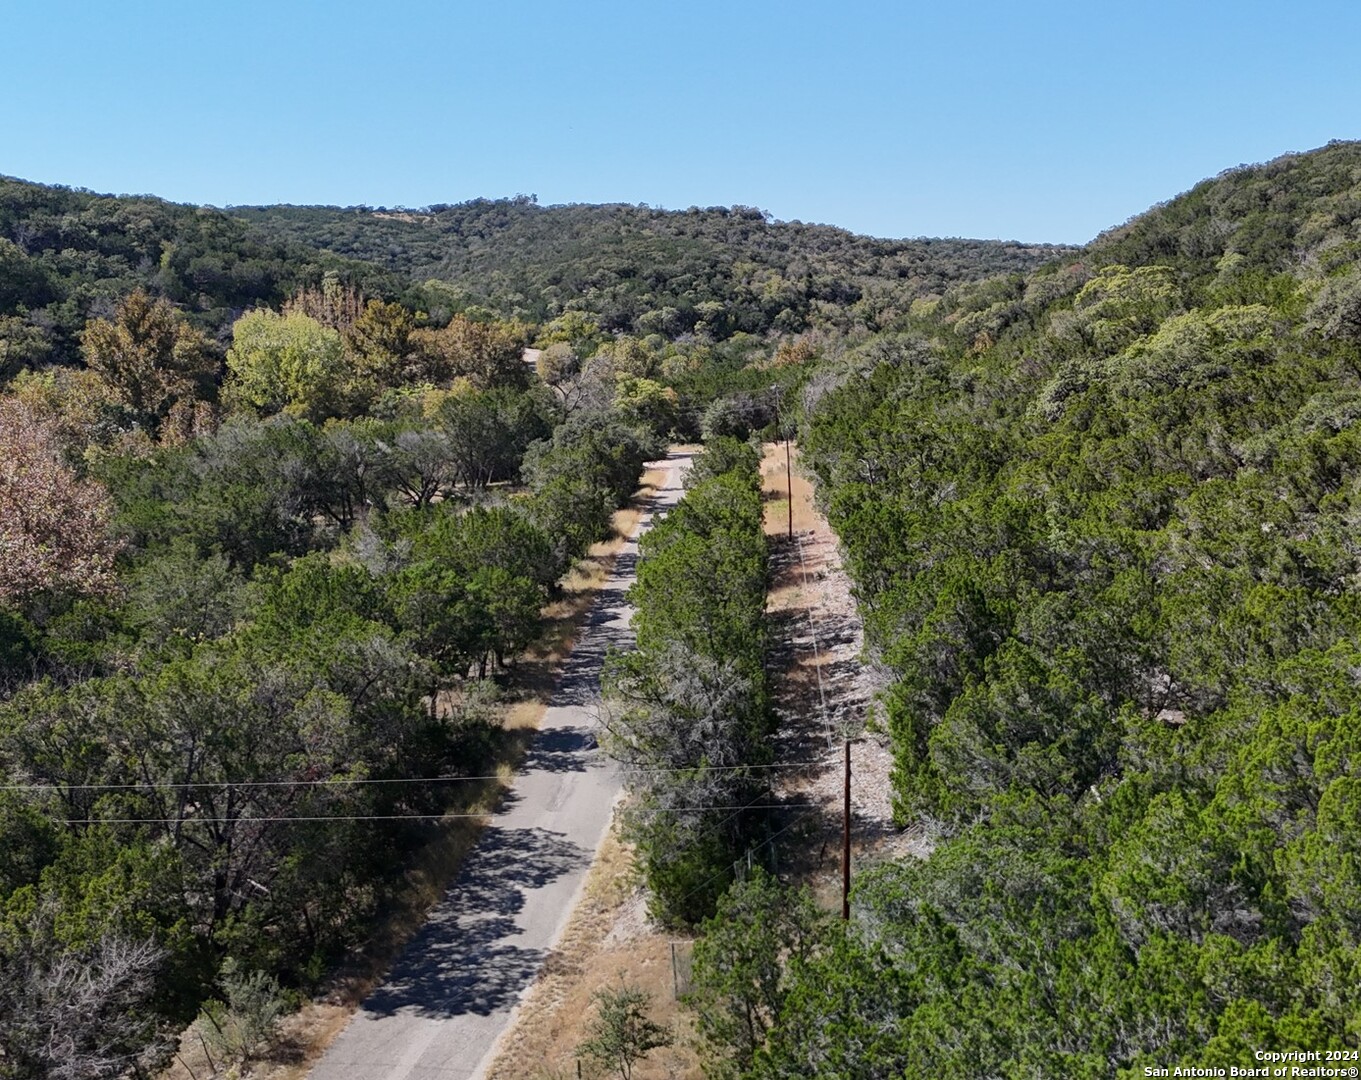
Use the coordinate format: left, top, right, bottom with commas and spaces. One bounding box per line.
785, 434, 793, 538
842, 736, 851, 920
771, 385, 793, 538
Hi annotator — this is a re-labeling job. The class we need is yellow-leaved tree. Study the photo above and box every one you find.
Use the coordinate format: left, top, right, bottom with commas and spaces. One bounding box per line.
80, 289, 217, 435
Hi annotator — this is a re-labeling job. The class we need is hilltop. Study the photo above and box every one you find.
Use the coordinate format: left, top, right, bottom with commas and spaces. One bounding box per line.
228, 198, 1068, 337
0, 176, 1065, 371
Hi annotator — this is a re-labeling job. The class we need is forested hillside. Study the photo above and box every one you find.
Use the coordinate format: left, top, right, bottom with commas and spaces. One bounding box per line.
5, 157, 1012, 1077
0, 175, 1062, 378
229, 200, 1066, 339
0, 177, 405, 369
681, 140, 1361, 1076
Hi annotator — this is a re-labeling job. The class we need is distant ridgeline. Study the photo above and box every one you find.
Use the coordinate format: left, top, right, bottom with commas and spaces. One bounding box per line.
727, 139, 1361, 1074
0, 172, 1065, 373
0, 176, 405, 367
227, 199, 1067, 337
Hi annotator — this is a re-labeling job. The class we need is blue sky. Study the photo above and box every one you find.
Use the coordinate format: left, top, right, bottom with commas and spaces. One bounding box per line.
2, 0, 1359, 244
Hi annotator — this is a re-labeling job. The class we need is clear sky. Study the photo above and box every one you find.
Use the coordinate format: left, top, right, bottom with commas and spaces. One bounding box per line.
3, 0, 1359, 244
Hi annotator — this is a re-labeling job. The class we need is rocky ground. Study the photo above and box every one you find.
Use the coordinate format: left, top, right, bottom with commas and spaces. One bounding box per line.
760, 445, 932, 885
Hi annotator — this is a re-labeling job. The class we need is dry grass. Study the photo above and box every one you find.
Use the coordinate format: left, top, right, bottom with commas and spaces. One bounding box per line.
479, 447, 833, 1079
760, 441, 820, 539
158, 468, 669, 1080
762, 442, 825, 616
500, 465, 665, 735
480, 461, 712, 1080
478, 446, 836, 1080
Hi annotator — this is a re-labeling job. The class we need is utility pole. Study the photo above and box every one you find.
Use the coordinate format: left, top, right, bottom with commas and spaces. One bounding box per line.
842, 736, 851, 921
771, 385, 793, 538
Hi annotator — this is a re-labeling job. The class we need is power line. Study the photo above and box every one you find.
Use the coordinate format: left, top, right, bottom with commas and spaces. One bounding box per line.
55, 803, 821, 826
0, 758, 833, 795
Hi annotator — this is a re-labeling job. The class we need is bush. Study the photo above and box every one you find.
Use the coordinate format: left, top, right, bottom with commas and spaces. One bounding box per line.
576, 983, 673, 1080
193, 959, 288, 1070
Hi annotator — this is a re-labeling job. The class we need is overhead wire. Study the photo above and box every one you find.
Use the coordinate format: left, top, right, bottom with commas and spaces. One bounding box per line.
671, 801, 828, 911
54, 802, 821, 826
0, 757, 834, 794
26, 450, 845, 905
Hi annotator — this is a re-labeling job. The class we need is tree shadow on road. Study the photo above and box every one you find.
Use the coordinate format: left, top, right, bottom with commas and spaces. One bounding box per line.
518, 726, 597, 773
551, 553, 637, 707
362, 825, 591, 1019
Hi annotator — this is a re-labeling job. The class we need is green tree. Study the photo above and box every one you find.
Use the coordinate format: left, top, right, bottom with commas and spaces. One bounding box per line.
613, 374, 678, 438
687, 436, 761, 490
433, 384, 552, 490
0, 315, 51, 381
688, 869, 825, 1077
225, 307, 348, 421
576, 983, 673, 1080
602, 451, 770, 923
345, 298, 417, 391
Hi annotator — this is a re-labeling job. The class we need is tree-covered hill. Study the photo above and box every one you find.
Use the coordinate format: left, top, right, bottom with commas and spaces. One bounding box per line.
0, 175, 1067, 374
684, 139, 1361, 1076
0, 177, 405, 369
228, 198, 1068, 337
1089, 138, 1361, 281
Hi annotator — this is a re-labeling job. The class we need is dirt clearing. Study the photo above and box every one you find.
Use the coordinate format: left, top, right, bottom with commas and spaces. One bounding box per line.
759, 442, 924, 900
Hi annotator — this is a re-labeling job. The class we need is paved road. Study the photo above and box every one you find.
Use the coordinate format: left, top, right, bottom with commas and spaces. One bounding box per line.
309, 451, 691, 1080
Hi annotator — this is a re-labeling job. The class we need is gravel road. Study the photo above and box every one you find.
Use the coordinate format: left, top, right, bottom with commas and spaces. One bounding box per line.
308, 451, 692, 1080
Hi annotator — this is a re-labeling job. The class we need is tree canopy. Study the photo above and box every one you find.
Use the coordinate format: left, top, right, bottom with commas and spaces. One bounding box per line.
700, 138, 1361, 1077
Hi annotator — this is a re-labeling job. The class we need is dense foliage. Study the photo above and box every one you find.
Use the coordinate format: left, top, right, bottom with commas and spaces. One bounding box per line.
0, 291, 654, 1076
0, 177, 405, 368
230, 199, 1067, 340
602, 439, 771, 925
9, 140, 1361, 1075
686, 139, 1361, 1075
0, 175, 1067, 476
